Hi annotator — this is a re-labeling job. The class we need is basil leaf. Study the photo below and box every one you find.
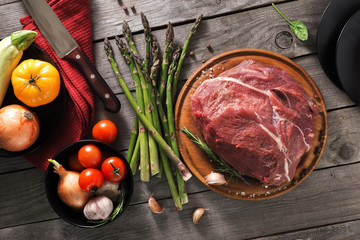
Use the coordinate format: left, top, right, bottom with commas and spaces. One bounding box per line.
290, 20, 308, 41
272, 3, 308, 42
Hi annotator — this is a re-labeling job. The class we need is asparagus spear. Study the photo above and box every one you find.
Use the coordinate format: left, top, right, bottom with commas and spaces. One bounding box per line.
150, 57, 182, 210
150, 34, 160, 88
133, 53, 160, 176
140, 12, 151, 75
104, 38, 192, 181
129, 136, 140, 174
172, 15, 203, 101
166, 46, 182, 157
122, 20, 160, 176
116, 37, 150, 182
159, 22, 174, 102
126, 118, 139, 162
122, 20, 138, 55
150, 35, 170, 144
166, 46, 188, 203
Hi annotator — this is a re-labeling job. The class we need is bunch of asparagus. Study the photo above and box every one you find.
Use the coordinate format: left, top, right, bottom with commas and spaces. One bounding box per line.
104, 13, 203, 210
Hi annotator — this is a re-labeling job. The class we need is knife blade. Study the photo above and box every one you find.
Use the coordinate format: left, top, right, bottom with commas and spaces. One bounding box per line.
22, 0, 120, 113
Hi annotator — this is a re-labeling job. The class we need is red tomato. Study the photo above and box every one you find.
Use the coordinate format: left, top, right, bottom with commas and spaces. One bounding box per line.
92, 120, 118, 144
78, 168, 104, 192
78, 144, 102, 168
68, 152, 85, 172
101, 156, 127, 182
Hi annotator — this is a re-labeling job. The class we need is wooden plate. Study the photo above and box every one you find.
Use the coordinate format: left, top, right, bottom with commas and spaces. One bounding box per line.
175, 49, 328, 200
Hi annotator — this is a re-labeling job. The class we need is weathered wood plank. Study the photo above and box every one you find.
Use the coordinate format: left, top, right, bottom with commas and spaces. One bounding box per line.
95, 0, 330, 93
1, 163, 360, 239
0, 0, 17, 5
0, 0, 292, 40
254, 219, 360, 240
0, 0, 290, 39
1, 0, 333, 99
2, 105, 360, 228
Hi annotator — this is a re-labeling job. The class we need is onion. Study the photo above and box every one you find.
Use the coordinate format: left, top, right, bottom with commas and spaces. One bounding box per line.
0, 104, 40, 151
48, 159, 93, 210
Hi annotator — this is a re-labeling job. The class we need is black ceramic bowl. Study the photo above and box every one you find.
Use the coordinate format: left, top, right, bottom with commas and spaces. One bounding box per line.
0, 44, 66, 157
45, 140, 134, 228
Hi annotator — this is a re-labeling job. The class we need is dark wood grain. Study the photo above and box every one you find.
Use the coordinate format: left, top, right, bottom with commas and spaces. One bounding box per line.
254, 219, 360, 240
3, 0, 360, 239
93, 0, 329, 95
1, 163, 360, 239
0, 0, 290, 40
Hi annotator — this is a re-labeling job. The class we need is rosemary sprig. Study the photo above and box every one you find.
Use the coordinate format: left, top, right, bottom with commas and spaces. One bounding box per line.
181, 127, 248, 184
88, 183, 127, 228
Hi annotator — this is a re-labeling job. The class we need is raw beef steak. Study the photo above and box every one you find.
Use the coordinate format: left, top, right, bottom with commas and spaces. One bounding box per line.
191, 60, 319, 186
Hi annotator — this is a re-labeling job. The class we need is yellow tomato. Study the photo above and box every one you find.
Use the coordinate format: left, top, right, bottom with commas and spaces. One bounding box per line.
11, 59, 60, 107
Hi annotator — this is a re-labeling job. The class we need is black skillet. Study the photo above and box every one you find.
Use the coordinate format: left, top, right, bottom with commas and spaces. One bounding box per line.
336, 9, 360, 106
316, 0, 360, 89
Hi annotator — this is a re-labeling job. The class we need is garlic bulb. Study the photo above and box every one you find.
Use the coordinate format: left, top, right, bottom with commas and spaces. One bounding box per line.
205, 172, 226, 185
83, 196, 113, 220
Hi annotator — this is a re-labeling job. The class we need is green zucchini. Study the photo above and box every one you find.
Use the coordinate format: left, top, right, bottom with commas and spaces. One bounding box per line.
0, 30, 37, 107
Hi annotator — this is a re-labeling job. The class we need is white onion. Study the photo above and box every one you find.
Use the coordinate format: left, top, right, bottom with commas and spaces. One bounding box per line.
0, 104, 40, 151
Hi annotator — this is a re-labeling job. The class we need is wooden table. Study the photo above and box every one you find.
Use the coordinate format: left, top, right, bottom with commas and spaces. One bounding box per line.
2, 0, 360, 239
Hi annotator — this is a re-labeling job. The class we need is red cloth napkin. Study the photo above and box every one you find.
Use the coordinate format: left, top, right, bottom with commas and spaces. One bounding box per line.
20, 0, 95, 171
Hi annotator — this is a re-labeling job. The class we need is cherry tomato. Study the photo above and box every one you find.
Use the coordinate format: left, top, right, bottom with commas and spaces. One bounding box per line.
92, 120, 117, 144
78, 144, 102, 168
78, 168, 104, 192
101, 156, 127, 182
68, 152, 85, 171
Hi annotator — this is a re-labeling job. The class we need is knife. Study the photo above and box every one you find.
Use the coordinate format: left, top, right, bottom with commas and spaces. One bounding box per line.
22, 0, 121, 113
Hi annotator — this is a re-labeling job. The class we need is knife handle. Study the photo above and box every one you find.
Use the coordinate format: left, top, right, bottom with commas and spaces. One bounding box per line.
66, 48, 121, 113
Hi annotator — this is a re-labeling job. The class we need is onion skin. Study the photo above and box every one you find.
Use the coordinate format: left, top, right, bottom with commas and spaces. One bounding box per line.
0, 104, 40, 151
49, 159, 93, 210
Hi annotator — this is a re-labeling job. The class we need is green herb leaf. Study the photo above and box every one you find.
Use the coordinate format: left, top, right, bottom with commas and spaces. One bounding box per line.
289, 20, 308, 41
272, 3, 308, 41
181, 127, 249, 185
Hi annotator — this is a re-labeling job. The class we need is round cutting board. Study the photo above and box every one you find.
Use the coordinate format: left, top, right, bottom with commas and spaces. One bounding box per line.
175, 49, 327, 200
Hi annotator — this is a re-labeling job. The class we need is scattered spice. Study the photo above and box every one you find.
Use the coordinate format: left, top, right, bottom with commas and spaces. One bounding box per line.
123, 7, 128, 13
189, 51, 195, 56
130, 5, 136, 12
206, 44, 211, 49
202, 59, 206, 63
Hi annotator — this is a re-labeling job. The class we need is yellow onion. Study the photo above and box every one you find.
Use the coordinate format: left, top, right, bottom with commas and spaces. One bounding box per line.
0, 104, 40, 151
49, 159, 93, 210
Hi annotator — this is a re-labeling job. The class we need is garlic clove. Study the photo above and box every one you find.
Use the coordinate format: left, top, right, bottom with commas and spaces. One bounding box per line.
205, 172, 227, 185
192, 208, 207, 224
148, 195, 165, 214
